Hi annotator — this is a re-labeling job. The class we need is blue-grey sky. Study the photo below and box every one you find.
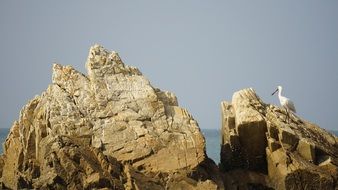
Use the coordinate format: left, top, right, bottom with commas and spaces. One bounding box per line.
1, 1, 337, 130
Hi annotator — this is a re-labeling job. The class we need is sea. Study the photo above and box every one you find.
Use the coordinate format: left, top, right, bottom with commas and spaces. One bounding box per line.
0, 128, 336, 164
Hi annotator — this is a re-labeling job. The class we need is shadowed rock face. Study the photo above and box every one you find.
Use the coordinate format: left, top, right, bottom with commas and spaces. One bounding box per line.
0, 45, 223, 189
221, 88, 338, 190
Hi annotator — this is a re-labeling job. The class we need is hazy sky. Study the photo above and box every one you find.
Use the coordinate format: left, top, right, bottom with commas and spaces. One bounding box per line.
1, 1, 337, 130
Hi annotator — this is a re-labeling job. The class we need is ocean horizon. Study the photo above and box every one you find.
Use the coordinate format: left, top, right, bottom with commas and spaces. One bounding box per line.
0, 128, 337, 164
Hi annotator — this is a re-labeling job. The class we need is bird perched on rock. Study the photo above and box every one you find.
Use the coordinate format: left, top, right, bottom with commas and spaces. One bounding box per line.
272, 86, 296, 123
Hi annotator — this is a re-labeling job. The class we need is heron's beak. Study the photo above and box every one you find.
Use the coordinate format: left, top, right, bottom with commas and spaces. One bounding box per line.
271, 89, 278, 96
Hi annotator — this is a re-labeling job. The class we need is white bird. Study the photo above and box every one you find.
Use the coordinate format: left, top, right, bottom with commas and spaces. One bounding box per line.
272, 86, 296, 122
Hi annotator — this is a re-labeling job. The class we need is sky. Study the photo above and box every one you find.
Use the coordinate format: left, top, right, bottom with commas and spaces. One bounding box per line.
0, 1, 337, 130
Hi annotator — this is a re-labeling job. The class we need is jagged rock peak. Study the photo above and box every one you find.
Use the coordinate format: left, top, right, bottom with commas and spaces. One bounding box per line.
221, 88, 338, 190
85, 44, 142, 77
0, 45, 223, 189
52, 44, 141, 85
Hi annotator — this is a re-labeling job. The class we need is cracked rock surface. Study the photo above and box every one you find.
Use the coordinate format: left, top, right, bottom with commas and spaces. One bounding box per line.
221, 88, 338, 190
0, 45, 222, 189
1, 45, 337, 190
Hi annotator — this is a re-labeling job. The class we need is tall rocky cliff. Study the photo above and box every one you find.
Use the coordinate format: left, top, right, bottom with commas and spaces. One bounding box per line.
0, 45, 337, 190
0, 45, 222, 189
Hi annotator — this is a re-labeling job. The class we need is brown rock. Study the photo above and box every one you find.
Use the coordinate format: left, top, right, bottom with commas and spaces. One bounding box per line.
221, 88, 268, 172
221, 88, 338, 190
0, 44, 223, 189
3, 45, 336, 189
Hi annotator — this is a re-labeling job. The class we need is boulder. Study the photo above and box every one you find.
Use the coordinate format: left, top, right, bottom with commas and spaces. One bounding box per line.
0, 45, 223, 189
221, 89, 268, 172
220, 88, 338, 190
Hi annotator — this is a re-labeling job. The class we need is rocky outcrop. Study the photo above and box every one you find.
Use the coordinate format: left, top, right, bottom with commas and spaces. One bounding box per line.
0, 45, 223, 189
1, 44, 337, 190
221, 88, 338, 190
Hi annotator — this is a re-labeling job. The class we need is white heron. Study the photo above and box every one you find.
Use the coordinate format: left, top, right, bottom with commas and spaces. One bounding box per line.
271, 86, 296, 123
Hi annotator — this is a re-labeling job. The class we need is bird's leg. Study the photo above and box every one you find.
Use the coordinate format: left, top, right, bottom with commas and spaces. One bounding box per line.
287, 109, 291, 123
284, 108, 289, 123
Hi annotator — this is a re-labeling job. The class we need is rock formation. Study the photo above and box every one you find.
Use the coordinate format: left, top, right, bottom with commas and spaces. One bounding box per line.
221, 88, 338, 190
0, 45, 222, 189
1, 44, 337, 190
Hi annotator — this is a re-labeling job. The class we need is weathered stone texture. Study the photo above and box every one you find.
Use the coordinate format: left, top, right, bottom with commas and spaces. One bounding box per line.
1, 44, 337, 190
0, 44, 222, 189
221, 88, 268, 172
221, 88, 338, 190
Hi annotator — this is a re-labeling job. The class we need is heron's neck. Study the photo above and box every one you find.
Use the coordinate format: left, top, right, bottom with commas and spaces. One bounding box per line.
278, 88, 282, 98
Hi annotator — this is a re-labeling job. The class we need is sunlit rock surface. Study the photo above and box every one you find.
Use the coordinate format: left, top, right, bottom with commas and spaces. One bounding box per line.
0, 45, 222, 189
221, 88, 338, 190
1, 45, 337, 190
